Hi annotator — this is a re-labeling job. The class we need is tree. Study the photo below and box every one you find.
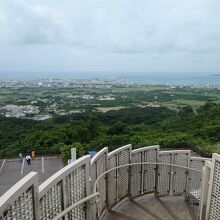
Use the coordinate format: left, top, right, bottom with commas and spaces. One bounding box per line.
60, 142, 85, 163
108, 121, 126, 135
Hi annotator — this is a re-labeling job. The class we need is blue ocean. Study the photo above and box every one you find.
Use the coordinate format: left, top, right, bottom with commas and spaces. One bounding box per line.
0, 71, 220, 85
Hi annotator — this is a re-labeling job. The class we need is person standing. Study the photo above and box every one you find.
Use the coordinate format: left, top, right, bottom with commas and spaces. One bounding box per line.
18, 153, 22, 162
31, 149, 36, 159
25, 155, 31, 165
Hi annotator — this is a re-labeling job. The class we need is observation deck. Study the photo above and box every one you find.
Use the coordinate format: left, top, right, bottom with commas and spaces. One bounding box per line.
0, 144, 219, 220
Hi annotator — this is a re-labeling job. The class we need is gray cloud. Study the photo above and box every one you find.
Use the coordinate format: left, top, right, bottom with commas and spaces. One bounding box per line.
0, 0, 219, 72
0, 0, 219, 53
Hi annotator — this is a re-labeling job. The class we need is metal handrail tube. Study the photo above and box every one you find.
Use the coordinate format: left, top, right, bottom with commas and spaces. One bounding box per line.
93, 162, 202, 194
39, 155, 90, 198
0, 172, 39, 219
49, 162, 201, 220
52, 192, 100, 220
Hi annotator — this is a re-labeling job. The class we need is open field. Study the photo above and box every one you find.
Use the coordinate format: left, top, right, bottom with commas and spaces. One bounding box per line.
96, 106, 129, 113
112, 85, 169, 93
163, 99, 206, 108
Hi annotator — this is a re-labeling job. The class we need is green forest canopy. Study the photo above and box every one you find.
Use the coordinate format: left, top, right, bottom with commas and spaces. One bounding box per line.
1, 102, 220, 159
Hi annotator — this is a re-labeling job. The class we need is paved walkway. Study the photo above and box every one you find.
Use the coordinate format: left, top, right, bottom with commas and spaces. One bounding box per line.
0, 156, 63, 197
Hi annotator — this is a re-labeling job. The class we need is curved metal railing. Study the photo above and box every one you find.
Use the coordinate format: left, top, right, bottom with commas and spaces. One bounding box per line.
48, 162, 202, 220
92, 162, 202, 218
0, 172, 39, 220
0, 145, 213, 220
93, 162, 202, 193
39, 155, 91, 220
52, 193, 100, 220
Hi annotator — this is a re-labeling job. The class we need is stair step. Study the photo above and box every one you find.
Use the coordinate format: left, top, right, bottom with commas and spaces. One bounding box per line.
160, 196, 195, 220
103, 200, 154, 220
134, 194, 174, 220
101, 194, 175, 220
100, 194, 198, 220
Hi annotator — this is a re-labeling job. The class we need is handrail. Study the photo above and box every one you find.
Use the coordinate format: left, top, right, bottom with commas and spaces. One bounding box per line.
0, 172, 39, 219
50, 162, 202, 220
93, 162, 202, 194
52, 192, 100, 220
39, 155, 90, 198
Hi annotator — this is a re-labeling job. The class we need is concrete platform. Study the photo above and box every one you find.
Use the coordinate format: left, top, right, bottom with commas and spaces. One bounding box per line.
101, 194, 198, 220
0, 156, 63, 197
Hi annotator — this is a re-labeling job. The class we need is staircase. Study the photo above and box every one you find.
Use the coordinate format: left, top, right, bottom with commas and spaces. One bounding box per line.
2, 145, 215, 220
101, 194, 198, 220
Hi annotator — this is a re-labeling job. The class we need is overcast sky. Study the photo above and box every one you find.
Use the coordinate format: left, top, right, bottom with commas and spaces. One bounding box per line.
0, 0, 219, 75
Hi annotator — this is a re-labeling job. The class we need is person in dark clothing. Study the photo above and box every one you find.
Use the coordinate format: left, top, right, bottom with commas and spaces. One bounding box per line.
25, 155, 31, 165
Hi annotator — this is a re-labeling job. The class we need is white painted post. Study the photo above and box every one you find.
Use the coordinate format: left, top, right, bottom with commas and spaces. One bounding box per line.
205, 153, 220, 220
71, 148, 76, 161
199, 161, 211, 220
68, 148, 77, 164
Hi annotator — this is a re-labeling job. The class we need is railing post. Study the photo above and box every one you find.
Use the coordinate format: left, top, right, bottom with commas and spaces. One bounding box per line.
33, 180, 40, 220
128, 151, 132, 198
185, 152, 191, 199
170, 153, 174, 195
86, 158, 91, 220
204, 154, 220, 220
141, 151, 144, 194
154, 150, 159, 197
62, 178, 68, 220
199, 162, 211, 220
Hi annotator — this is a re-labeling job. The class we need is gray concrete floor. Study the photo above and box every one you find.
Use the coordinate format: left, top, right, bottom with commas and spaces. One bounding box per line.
101, 194, 198, 220
0, 156, 63, 197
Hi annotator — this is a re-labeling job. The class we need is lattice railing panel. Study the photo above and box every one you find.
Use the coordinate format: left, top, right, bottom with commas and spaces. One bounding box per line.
157, 152, 172, 196
107, 154, 117, 208
130, 150, 142, 197
188, 157, 209, 205
90, 148, 108, 218
107, 145, 131, 208
143, 148, 158, 193
130, 146, 159, 198
68, 167, 86, 220
118, 148, 130, 199
199, 161, 211, 220
39, 156, 90, 220
206, 154, 220, 220
2, 188, 35, 220
39, 182, 63, 219
173, 152, 190, 195
1, 146, 215, 220
0, 172, 38, 220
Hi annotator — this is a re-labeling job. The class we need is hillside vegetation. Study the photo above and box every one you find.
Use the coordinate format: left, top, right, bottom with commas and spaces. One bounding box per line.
1, 102, 220, 158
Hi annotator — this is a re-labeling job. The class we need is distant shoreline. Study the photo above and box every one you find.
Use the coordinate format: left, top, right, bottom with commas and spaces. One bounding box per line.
1, 72, 220, 85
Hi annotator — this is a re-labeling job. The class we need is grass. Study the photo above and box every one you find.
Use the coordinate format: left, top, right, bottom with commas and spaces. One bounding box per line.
112, 85, 169, 93
203, 143, 220, 154
95, 106, 128, 113
171, 99, 206, 107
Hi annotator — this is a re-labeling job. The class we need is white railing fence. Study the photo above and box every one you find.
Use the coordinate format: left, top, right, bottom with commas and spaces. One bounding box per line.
0, 145, 219, 220
39, 156, 91, 220
0, 172, 39, 220
90, 147, 108, 219
107, 144, 131, 209
157, 150, 191, 196
200, 160, 212, 220
131, 145, 159, 198
189, 157, 210, 206
205, 153, 220, 220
